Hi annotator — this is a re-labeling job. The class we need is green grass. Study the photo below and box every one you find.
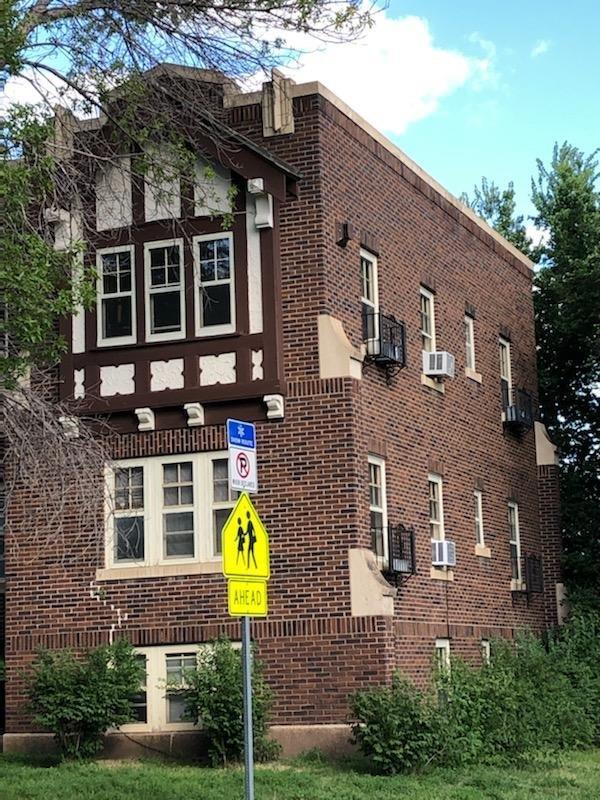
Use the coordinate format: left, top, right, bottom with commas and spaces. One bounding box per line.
1, 750, 600, 800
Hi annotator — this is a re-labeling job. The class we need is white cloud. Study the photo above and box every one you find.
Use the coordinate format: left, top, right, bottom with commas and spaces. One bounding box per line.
278, 14, 497, 135
526, 223, 549, 248
0, 69, 72, 115
531, 39, 551, 58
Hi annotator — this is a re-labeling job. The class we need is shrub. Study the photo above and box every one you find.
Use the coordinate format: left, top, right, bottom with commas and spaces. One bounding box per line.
352, 612, 600, 774
181, 637, 280, 766
350, 673, 439, 774
26, 639, 144, 759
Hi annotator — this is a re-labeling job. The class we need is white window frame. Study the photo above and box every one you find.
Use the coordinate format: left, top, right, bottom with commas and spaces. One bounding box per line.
120, 644, 201, 733
420, 286, 436, 353
105, 452, 234, 569
465, 314, 476, 371
481, 639, 491, 664
193, 232, 236, 337
435, 638, 451, 671
360, 249, 379, 315
508, 501, 522, 583
474, 489, 485, 547
499, 337, 512, 399
368, 455, 388, 564
96, 244, 136, 347
428, 473, 445, 541
144, 238, 186, 343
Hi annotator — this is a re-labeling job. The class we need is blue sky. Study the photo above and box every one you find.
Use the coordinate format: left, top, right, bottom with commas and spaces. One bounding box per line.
285, 0, 598, 225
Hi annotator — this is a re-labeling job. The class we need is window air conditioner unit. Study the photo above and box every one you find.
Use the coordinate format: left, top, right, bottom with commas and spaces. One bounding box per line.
431, 539, 456, 568
422, 351, 455, 378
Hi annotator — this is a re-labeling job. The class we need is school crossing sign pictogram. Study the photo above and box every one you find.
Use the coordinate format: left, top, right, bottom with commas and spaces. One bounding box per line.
222, 492, 270, 580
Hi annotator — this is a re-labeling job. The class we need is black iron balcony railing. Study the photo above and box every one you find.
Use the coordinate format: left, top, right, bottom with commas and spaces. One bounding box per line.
511, 554, 544, 594
502, 385, 535, 431
371, 524, 416, 584
363, 310, 406, 368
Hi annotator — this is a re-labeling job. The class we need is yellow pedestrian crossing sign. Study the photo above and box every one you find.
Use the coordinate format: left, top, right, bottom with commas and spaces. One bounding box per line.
222, 492, 270, 580
228, 578, 268, 617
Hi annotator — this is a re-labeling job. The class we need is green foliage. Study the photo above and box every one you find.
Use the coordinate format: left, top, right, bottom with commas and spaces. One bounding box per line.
463, 146, 600, 602
0, 106, 95, 388
352, 613, 600, 774
350, 673, 439, 774
461, 178, 538, 258
532, 144, 600, 598
25, 639, 144, 759
181, 637, 280, 766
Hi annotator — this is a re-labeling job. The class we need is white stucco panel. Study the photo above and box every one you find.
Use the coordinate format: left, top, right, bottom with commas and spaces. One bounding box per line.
194, 157, 231, 216
150, 359, 185, 392
96, 157, 132, 231
199, 353, 236, 386
100, 364, 135, 397
144, 147, 181, 222
74, 369, 85, 399
251, 349, 264, 381
246, 193, 263, 334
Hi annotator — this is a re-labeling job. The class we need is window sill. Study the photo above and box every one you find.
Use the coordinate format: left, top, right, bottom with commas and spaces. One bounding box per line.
475, 544, 491, 558
465, 368, 483, 384
96, 561, 222, 581
90, 331, 243, 353
421, 374, 445, 394
430, 566, 454, 581
511, 578, 527, 592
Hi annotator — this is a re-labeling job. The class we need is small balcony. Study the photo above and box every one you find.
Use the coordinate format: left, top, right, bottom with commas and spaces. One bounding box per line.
363, 310, 406, 368
371, 524, 416, 585
502, 386, 535, 432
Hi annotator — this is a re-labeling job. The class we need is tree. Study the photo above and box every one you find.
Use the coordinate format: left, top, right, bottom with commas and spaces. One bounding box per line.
532, 144, 600, 598
464, 146, 600, 599
461, 178, 537, 259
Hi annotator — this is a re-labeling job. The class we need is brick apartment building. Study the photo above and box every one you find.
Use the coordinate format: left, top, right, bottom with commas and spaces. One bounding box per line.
1, 66, 564, 755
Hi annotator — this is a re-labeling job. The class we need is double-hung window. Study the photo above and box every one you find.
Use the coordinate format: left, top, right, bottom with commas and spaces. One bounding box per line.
428, 474, 444, 541
360, 250, 379, 341
193, 233, 235, 335
368, 455, 387, 563
420, 287, 436, 353
144, 239, 185, 341
508, 501, 522, 583
107, 452, 236, 568
97, 245, 136, 346
465, 315, 476, 371
474, 490, 485, 548
499, 337, 512, 409
113, 466, 145, 562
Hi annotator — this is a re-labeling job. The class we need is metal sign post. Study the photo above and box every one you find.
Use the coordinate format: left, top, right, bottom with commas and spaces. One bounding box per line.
242, 615, 254, 800
223, 422, 269, 800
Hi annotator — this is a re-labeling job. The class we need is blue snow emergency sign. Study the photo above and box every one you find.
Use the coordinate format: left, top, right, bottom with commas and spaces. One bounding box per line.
227, 419, 256, 450
227, 419, 258, 493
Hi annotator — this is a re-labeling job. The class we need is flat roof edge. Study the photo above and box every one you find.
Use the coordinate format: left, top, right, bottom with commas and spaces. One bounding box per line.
227, 80, 533, 272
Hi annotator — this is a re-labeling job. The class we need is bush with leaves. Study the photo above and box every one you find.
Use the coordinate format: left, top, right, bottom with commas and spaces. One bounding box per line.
181, 637, 280, 766
26, 639, 144, 759
350, 673, 439, 774
351, 612, 600, 774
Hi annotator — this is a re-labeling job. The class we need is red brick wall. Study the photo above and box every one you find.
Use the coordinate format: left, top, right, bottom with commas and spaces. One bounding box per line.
4, 90, 562, 735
